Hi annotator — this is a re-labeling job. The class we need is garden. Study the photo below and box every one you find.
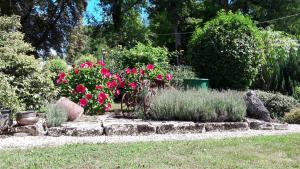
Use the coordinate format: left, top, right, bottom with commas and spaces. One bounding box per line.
0, 0, 300, 168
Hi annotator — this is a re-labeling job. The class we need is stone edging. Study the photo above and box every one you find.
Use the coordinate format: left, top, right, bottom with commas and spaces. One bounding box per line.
8, 118, 289, 137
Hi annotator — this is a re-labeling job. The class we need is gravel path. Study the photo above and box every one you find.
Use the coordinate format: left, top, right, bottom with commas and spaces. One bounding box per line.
1, 124, 300, 150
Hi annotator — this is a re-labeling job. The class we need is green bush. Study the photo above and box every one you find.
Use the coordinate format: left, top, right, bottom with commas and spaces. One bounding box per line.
284, 110, 300, 124
170, 66, 197, 88
46, 104, 68, 127
74, 54, 97, 65
44, 58, 68, 76
0, 15, 56, 111
147, 89, 246, 122
188, 11, 263, 89
252, 29, 300, 96
109, 43, 169, 70
255, 90, 299, 118
0, 73, 24, 112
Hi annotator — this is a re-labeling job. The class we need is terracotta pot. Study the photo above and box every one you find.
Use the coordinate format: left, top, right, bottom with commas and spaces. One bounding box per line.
16, 111, 38, 126
56, 97, 84, 121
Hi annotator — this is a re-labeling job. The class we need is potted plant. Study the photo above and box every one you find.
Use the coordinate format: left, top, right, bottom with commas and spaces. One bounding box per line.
183, 78, 210, 90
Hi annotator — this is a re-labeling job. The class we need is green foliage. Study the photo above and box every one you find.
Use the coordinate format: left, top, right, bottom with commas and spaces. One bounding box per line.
108, 43, 170, 70
170, 66, 197, 88
188, 11, 263, 89
46, 104, 68, 127
0, 15, 56, 111
147, 89, 246, 122
255, 90, 299, 118
284, 109, 300, 124
0, 73, 23, 112
253, 28, 300, 95
74, 54, 97, 65
44, 59, 68, 78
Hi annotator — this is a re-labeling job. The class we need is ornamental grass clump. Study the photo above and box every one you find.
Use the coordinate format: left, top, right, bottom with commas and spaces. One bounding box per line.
148, 89, 246, 122
46, 104, 68, 127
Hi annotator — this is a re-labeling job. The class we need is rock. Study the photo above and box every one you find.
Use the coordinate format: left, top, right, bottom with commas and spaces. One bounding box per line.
244, 91, 271, 122
156, 122, 205, 134
273, 123, 288, 130
13, 125, 42, 136
56, 97, 84, 121
13, 132, 30, 137
48, 122, 103, 137
104, 124, 138, 136
0, 113, 10, 134
205, 122, 249, 132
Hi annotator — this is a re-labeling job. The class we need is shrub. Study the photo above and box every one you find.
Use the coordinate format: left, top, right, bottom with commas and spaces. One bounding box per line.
0, 73, 24, 112
284, 109, 300, 124
57, 60, 172, 115
0, 15, 56, 111
170, 66, 197, 88
109, 43, 169, 70
255, 90, 299, 118
147, 89, 246, 122
44, 58, 68, 77
74, 54, 97, 66
46, 104, 68, 127
252, 28, 300, 96
188, 11, 263, 89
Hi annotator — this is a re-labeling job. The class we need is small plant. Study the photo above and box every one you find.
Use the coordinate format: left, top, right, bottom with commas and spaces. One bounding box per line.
146, 89, 246, 122
284, 109, 300, 124
170, 66, 197, 88
44, 58, 68, 76
255, 90, 299, 118
74, 54, 97, 66
46, 104, 68, 127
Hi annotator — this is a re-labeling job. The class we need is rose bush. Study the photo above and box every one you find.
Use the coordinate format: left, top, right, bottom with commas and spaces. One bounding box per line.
56, 60, 172, 115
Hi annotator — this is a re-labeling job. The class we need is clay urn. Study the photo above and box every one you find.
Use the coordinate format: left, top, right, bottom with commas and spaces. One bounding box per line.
56, 97, 84, 121
16, 111, 38, 126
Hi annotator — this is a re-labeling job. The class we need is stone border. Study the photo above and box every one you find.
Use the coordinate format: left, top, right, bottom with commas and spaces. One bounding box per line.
8, 118, 289, 137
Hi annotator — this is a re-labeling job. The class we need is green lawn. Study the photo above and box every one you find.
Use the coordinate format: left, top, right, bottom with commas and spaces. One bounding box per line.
1, 134, 300, 169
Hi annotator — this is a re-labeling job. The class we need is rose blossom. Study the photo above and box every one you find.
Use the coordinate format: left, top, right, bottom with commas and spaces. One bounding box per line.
125, 68, 131, 74
74, 68, 79, 75
140, 68, 145, 76
146, 64, 154, 71
128, 82, 137, 89
85, 93, 92, 100
79, 98, 88, 107
156, 74, 163, 81
166, 74, 172, 81
101, 68, 111, 78
95, 85, 103, 90
80, 61, 93, 68
106, 80, 117, 89
97, 60, 105, 67
76, 84, 86, 94
105, 103, 112, 112
98, 92, 108, 105
131, 68, 137, 75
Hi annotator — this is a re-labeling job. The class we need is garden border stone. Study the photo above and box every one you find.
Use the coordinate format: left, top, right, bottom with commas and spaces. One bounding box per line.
7, 116, 290, 137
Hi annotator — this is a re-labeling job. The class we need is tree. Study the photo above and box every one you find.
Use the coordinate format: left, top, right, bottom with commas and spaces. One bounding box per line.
0, 0, 87, 57
188, 11, 263, 89
148, 0, 203, 64
0, 15, 56, 111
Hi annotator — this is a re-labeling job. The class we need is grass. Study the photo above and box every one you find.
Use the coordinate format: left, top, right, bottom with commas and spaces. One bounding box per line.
1, 134, 300, 169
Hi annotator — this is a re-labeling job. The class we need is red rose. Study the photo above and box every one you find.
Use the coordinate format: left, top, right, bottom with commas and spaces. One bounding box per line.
140, 68, 145, 77
156, 74, 163, 81
166, 74, 172, 81
114, 89, 120, 96
131, 68, 137, 75
76, 84, 86, 94
80, 61, 93, 68
58, 72, 66, 79
74, 68, 79, 75
85, 93, 92, 100
119, 80, 125, 88
101, 68, 111, 78
106, 80, 117, 89
98, 92, 108, 105
95, 85, 103, 90
125, 68, 131, 74
146, 64, 154, 71
128, 82, 137, 89
97, 60, 105, 67
105, 103, 112, 112
79, 98, 88, 107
